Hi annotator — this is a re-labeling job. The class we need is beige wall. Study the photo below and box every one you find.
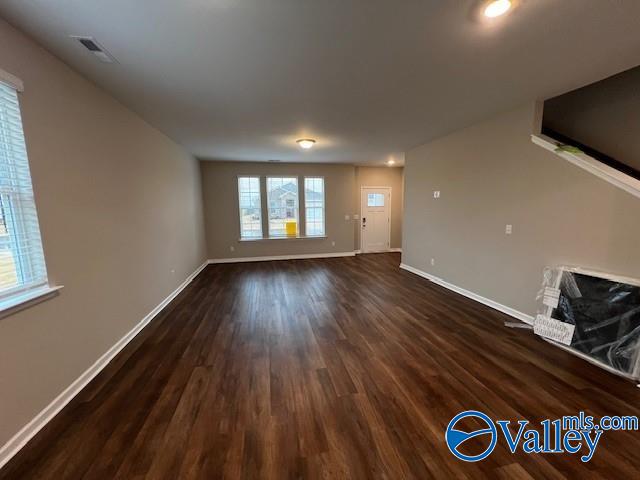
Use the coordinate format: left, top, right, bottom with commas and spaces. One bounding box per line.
201, 161, 355, 259
543, 66, 640, 172
403, 103, 640, 317
0, 19, 206, 447
354, 166, 403, 250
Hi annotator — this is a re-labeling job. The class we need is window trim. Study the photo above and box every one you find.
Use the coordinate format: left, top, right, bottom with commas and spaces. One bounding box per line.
0, 68, 24, 92
238, 234, 327, 242
0, 73, 61, 318
266, 175, 300, 238
303, 176, 326, 237
237, 175, 263, 240
235, 174, 330, 241
0, 284, 63, 320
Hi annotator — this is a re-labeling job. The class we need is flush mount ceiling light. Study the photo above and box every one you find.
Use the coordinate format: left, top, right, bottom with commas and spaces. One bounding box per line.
296, 138, 316, 149
387, 159, 396, 166
484, 0, 512, 18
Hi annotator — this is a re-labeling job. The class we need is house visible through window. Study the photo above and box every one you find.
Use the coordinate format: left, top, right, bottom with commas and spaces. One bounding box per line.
237, 175, 326, 239
267, 176, 298, 236
285, 198, 295, 218
0, 80, 48, 299
304, 177, 325, 236
237, 176, 262, 238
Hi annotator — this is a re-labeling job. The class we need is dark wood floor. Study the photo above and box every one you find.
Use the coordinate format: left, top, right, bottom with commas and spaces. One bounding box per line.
2, 253, 640, 479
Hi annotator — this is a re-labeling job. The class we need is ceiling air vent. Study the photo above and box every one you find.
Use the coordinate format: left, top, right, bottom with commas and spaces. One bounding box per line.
70, 36, 116, 64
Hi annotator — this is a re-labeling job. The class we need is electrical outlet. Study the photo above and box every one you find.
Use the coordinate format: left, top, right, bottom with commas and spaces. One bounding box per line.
331, 241, 336, 247
230, 245, 235, 252
505, 224, 513, 235
170, 269, 175, 274
433, 191, 441, 199
430, 258, 435, 266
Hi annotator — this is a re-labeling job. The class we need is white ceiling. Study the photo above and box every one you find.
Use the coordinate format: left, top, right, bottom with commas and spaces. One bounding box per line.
1, 1, 639, 165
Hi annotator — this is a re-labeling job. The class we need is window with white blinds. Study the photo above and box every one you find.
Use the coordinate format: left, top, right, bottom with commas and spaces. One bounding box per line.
0, 81, 48, 300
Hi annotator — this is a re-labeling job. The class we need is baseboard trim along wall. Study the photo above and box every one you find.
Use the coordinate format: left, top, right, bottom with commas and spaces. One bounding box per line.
399, 263, 534, 325
209, 252, 356, 263
0, 260, 209, 471
354, 248, 402, 255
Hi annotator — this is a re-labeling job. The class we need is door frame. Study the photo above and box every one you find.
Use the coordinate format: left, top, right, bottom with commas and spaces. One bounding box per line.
360, 186, 392, 253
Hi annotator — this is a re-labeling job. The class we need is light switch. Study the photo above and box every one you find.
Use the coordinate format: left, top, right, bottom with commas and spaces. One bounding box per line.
345, 214, 350, 220
433, 191, 441, 199
353, 214, 360, 220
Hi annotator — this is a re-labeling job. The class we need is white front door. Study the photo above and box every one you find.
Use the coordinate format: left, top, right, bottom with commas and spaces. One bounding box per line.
361, 187, 390, 252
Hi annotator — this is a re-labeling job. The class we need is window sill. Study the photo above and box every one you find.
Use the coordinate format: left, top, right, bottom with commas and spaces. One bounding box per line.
239, 235, 327, 242
0, 285, 63, 320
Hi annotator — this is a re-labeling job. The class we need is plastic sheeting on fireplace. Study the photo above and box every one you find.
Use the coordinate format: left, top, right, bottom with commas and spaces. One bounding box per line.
534, 266, 640, 381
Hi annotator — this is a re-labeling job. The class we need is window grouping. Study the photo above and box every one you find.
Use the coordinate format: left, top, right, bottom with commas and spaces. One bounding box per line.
237, 176, 325, 239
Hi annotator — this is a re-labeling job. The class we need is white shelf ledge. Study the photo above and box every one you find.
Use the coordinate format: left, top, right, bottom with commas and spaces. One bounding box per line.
0, 285, 63, 320
531, 133, 640, 200
239, 235, 327, 242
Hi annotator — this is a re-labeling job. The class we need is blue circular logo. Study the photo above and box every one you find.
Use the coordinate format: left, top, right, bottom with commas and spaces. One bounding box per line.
445, 410, 497, 462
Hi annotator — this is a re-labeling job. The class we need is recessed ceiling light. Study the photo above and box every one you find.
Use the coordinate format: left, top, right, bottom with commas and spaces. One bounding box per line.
296, 138, 316, 149
484, 0, 511, 18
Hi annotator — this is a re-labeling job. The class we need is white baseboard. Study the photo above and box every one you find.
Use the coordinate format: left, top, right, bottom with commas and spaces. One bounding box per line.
0, 260, 209, 471
209, 252, 356, 264
355, 248, 402, 254
399, 263, 533, 325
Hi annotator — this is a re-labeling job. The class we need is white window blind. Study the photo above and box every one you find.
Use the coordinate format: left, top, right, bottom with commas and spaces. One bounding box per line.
0, 81, 48, 300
